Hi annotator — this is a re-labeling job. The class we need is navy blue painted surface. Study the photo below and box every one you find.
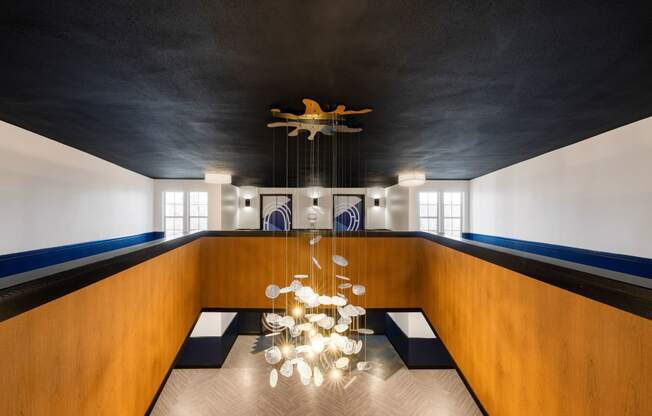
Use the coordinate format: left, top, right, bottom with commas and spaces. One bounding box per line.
462, 233, 652, 278
384, 314, 454, 368
0, 232, 165, 278
176, 314, 239, 368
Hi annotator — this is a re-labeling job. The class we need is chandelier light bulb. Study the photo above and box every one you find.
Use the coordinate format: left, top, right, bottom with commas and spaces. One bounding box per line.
291, 305, 304, 318
329, 368, 342, 381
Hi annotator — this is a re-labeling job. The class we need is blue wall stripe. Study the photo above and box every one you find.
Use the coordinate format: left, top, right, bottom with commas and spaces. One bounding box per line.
0, 232, 165, 278
462, 233, 652, 278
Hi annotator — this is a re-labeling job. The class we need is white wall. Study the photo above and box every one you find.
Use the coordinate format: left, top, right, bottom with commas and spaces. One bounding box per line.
220, 184, 239, 230
0, 120, 154, 255
230, 186, 388, 230
408, 180, 470, 231
385, 185, 410, 230
152, 179, 222, 231
470, 116, 652, 258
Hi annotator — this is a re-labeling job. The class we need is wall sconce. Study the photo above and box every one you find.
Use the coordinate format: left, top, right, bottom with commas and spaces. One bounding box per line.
374, 198, 380, 207
245, 198, 251, 207
313, 198, 319, 206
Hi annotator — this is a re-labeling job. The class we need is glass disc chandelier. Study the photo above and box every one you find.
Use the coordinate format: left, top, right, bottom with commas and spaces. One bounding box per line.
264, 99, 373, 387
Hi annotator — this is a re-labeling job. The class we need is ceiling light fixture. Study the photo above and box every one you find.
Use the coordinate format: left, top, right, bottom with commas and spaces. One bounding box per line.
204, 172, 231, 184
398, 172, 426, 187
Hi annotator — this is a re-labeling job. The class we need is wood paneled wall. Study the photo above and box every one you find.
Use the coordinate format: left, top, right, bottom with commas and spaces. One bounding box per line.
420, 240, 652, 416
200, 236, 423, 309
0, 241, 201, 416
1, 236, 650, 416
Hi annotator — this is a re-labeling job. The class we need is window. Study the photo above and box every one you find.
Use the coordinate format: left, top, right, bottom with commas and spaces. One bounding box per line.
189, 191, 208, 232
419, 192, 438, 232
164, 191, 184, 235
443, 192, 463, 236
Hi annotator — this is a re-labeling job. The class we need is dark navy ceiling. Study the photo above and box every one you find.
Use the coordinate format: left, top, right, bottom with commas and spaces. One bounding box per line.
1, 1, 651, 187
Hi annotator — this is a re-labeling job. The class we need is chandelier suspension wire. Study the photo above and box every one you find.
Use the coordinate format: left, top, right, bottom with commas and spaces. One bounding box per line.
264, 100, 373, 388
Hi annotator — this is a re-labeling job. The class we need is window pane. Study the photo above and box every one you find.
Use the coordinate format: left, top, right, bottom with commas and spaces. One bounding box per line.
444, 205, 451, 217
452, 218, 461, 230
452, 205, 461, 217
429, 193, 437, 204
420, 219, 428, 231
419, 205, 428, 217
420, 193, 428, 203
190, 204, 199, 216
199, 218, 208, 230
429, 218, 437, 231
427, 205, 436, 217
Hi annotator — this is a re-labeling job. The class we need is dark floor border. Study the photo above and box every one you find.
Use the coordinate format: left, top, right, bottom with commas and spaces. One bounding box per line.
145, 309, 203, 415
417, 308, 489, 416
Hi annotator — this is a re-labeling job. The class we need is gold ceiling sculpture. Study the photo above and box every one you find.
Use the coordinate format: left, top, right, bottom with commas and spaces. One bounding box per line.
266, 121, 362, 141
270, 98, 372, 121
267, 98, 372, 140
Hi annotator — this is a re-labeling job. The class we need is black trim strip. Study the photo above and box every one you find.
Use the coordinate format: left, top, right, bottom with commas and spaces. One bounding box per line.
0, 231, 649, 323
417, 232, 652, 318
417, 307, 489, 416
145, 309, 202, 415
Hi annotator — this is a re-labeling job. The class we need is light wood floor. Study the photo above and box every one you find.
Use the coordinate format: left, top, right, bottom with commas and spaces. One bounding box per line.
151, 336, 482, 416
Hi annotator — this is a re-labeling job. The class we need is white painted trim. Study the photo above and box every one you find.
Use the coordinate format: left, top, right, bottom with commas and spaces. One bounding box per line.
190, 312, 237, 337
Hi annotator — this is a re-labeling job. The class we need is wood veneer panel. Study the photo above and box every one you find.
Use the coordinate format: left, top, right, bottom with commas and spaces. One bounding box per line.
0, 241, 201, 416
200, 236, 422, 308
420, 240, 652, 416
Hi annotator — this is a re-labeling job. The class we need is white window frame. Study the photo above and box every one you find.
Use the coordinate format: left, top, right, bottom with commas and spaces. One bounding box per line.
418, 191, 439, 233
188, 191, 209, 232
163, 191, 185, 235
442, 191, 463, 236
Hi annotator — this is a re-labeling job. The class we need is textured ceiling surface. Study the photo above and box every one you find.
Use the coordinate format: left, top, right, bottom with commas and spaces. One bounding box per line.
1, 1, 651, 186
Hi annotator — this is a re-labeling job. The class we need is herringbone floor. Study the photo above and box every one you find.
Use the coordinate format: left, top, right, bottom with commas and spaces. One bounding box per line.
151, 336, 482, 416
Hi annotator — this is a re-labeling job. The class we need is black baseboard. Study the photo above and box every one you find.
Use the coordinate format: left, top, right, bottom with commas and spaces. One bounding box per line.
418, 309, 489, 416
145, 310, 202, 415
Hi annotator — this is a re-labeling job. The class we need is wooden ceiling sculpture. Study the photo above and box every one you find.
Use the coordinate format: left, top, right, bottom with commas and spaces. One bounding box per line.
267, 98, 372, 140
